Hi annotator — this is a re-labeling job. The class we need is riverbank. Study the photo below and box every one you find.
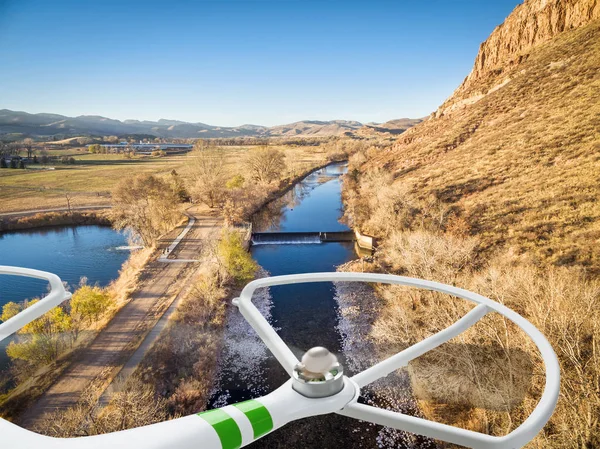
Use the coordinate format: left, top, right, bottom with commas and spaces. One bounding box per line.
0, 245, 153, 422
128, 160, 351, 416
15, 206, 223, 430
15, 157, 342, 434
247, 158, 347, 217
340, 152, 600, 447
210, 162, 395, 448
0, 210, 112, 233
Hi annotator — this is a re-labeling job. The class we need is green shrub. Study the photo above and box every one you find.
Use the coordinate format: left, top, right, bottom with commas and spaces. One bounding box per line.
218, 229, 257, 285
3, 300, 72, 365
226, 174, 245, 189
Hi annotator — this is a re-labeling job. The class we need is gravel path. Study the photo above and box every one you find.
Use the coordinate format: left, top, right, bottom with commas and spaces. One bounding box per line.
19, 207, 222, 429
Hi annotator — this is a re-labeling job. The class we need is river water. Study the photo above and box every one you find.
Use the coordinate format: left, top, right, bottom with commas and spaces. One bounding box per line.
0, 225, 131, 305
210, 164, 437, 448
0, 168, 437, 447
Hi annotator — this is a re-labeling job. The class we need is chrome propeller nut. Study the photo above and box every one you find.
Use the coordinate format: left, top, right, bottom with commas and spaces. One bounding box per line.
292, 347, 345, 398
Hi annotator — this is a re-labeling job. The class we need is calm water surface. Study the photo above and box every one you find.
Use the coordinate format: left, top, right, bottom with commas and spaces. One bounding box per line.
0, 225, 130, 369
212, 163, 386, 447
0, 225, 130, 305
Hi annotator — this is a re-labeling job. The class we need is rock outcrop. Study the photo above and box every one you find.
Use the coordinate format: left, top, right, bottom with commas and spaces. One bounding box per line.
360, 0, 600, 272
436, 0, 600, 116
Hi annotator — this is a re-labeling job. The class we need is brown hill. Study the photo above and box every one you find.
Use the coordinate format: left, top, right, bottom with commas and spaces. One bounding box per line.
344, 1, 600, 446
0, 111, 367, 139
266, 120, 364, 137
357, 117, 424, 136
360, 0, 600, 272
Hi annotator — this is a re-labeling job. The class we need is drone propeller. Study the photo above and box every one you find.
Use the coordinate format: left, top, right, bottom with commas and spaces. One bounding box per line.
0, 267, 560, 449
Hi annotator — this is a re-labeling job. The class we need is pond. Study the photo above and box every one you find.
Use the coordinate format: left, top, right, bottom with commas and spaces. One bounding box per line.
0, 225, 131, 368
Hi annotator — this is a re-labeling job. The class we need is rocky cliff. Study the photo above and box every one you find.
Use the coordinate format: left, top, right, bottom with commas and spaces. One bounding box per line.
359, 0, 600, 271
436, 0, 600, 116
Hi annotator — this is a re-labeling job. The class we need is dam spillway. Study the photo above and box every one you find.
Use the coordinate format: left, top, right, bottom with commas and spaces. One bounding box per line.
250, 231, 355, 246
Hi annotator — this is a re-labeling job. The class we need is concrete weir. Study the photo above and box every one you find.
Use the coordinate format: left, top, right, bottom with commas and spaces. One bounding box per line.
251, 231, 354, 245
250, 230, 374, 250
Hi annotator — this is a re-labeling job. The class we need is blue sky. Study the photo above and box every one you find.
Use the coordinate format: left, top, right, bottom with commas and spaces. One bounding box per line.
0, 0, 522, 126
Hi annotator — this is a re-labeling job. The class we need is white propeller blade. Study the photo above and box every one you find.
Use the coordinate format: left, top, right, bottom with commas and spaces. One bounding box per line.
0, 266, 72, 342
0, 378, 357, 449
236, 272, 560, 449
0, 268, 560, 449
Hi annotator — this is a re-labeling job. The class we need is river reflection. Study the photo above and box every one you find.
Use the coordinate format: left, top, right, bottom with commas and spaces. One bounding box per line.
252, 164, 349, 233
211, 163, 384, 447
212, 162, 438, 448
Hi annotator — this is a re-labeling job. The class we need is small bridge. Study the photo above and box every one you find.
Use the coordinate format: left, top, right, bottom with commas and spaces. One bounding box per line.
251, 231, 355, 245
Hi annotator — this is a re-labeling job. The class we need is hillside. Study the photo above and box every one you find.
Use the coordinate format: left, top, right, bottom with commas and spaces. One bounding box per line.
0, 111, 380, 139
344, 1, 600, 446
266, 119, 363, 136
358, 0, 600, 273
357, 117, 425, 136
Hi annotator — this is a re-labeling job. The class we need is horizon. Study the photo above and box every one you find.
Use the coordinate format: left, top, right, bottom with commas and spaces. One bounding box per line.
0, 107, 420, 127
0, 0, 522, 126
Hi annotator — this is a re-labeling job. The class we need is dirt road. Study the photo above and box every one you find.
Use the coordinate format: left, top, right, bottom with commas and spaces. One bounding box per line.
19, 206, 222, 429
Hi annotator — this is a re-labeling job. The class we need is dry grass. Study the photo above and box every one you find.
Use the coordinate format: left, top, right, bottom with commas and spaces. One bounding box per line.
357, 20, 600, 274
365, 231, 600, 447
37, 375, 169, 437
108, 247, 155, 308
0, 210, 111, 232
343, 21, 600, 447
0, 141, 339, 214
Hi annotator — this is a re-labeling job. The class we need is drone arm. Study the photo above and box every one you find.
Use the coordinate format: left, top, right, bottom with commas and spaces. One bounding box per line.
0, 379, 357, 449
352, 303, 489, 387
0, 414, 223, 449
338, 402, 501, 448
1, 270, 559, 449
0, 266, 72, 341
235, 285, 300, 376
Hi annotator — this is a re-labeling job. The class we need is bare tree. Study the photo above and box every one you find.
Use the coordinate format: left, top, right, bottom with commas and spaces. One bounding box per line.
189, 143, 226, 208
24, 138, 34, 158
65, 193, 73, 214
0, 142, 8, 158
244, 146, 286, 183
1, 142, 21, 157
112, 174, 181, 246
39, 148, 50, 164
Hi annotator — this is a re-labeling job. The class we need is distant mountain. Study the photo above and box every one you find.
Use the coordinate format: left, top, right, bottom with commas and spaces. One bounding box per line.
0, 110, 400, 139
266, 120, 363, 137
357, 117, 425, 135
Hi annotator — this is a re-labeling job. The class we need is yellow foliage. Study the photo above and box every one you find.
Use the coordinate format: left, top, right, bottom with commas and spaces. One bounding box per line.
71, 285, 114, 323
218, 229, 257, 285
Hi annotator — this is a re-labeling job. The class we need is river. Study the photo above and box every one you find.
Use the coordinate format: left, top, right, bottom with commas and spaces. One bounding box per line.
210, 163, 436, 448
0, 167, 435, 447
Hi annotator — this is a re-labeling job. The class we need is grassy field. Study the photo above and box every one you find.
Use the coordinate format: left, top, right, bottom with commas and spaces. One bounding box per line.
0, 144, 331, 213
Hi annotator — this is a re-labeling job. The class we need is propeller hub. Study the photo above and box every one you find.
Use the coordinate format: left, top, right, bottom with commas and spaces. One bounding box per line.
292, 346, 344, 398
